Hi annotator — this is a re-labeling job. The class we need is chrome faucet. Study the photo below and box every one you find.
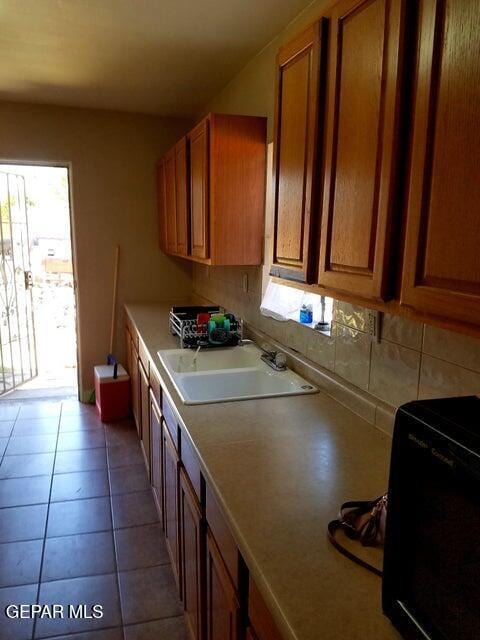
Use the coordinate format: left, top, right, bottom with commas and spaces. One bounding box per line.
259, 343, 287, 371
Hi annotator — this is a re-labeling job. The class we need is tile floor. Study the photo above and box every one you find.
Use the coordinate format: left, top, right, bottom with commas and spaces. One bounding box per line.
0, 399, 188, 640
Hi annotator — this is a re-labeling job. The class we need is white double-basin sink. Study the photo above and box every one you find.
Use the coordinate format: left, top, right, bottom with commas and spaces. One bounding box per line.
157, 342, 318, 405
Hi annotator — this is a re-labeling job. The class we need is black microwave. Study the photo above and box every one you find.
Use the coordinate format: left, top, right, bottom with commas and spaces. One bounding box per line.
383, 396, 480, 640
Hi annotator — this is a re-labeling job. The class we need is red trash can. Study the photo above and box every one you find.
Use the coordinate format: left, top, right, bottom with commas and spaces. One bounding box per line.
94, 363, 130, 422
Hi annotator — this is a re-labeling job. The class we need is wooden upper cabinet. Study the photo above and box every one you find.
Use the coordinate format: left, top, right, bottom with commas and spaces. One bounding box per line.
157, 158, 167, 251
165, 147, 178, 254
271, 22, 326, 283
401, 0, 480, 326
318, 0, 407, 301
159, 113, 266, 265
175, 138, 190, 256
189, 119, 210, 260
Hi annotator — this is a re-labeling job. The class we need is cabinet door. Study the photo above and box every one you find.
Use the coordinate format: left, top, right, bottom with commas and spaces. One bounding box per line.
271, 22, 326, 283
163, 422, 181, 595
318, 0, 406, 300
401, 0, 480, 326
150, 393, 163, 520
189, 119, 209, 259
248, 577, 282, 640
245, 629, 258, 640
139, 361, 150, 478
157, 158, 168, 251
206, 529, 239, 640
125, 328, 132, 375
131, 343, 141, 436
165, 147, 178, 254
175, 138, 190, 256
180, 467, 203, 640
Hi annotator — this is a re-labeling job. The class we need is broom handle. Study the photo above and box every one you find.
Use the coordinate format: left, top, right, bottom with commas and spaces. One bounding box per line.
109, 245, 120, 354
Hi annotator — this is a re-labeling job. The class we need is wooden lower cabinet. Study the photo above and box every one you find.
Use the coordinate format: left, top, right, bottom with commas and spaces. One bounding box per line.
125, 319, 283, 639
206, 528, 240, 640
125, 328, 132, 377
180, 467, 204, 640
163, 421, 181, 595
150, 392, 163, 519
139, 361, 150, 477
130, 342, 140, 436
245, 628, 259, 640
248, 577, 282, 640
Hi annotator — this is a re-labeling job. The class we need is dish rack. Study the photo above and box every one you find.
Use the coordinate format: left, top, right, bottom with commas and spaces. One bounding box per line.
169, 305, 244, 349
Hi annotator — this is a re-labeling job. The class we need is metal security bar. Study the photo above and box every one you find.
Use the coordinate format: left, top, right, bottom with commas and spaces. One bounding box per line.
0, 172, 38, 395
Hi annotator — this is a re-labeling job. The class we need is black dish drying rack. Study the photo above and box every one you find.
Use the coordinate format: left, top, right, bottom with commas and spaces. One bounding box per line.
169, 305, 244, 349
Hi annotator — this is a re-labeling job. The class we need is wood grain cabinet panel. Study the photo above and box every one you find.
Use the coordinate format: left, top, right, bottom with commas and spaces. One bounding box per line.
206, 484, 238, 588
180, 467, 204, 640
126, 315, 138, 349
157, 158, 167, 251
248, 577, 283, 640
271, 22, 327, 283
206, 529, 240, 640
125, 328, 132, 375
150, 393, 163, 520
208, 113, 266, 266
159, 113, 266, 265
318, 0, 407, 300
163, 421, 182, 596
189, 120, 210, 260
165, 147, 178, 254
245, 628, 259, 640
175, 137, 190, 256
130, 341, 141, 437
139, 360, 150, 478
401, 0, 480, 326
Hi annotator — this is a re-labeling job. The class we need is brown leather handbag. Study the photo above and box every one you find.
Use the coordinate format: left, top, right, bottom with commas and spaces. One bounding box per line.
327, 494, 388, 577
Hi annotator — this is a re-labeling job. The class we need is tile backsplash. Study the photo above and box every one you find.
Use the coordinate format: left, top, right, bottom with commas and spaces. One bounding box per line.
193, 264, 480, 432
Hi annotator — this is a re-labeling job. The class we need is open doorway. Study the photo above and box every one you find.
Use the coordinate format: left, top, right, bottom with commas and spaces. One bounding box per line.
0, 164, 78, 400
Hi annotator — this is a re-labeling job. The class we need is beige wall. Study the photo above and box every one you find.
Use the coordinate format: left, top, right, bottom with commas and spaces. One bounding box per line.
0, 101, 192, 399
193, 0, 480, 422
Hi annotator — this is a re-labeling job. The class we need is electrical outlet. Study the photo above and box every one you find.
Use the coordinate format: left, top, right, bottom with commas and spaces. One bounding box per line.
367, 310, 381, 343
242, 273, 248, 293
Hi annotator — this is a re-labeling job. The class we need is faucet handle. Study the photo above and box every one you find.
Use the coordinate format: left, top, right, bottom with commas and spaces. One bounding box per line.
274, 352, 287, 369
260, 342, 275, 356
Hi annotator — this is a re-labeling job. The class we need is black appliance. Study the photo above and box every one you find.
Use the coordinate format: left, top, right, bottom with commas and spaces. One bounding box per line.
383, 396, 480, 640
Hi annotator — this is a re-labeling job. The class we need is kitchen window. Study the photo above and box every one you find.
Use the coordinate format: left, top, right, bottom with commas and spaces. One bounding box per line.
260, 279, 333, 335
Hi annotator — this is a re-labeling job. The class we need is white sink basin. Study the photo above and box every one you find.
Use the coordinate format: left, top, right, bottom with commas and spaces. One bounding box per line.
178, 368, 316, 404
158, 343, 317, 405
160, 344, 259, 373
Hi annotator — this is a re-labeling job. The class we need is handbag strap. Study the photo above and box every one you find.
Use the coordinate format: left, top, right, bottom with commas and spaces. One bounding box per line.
327, 519, 383, 577
339, 498, 383, 517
